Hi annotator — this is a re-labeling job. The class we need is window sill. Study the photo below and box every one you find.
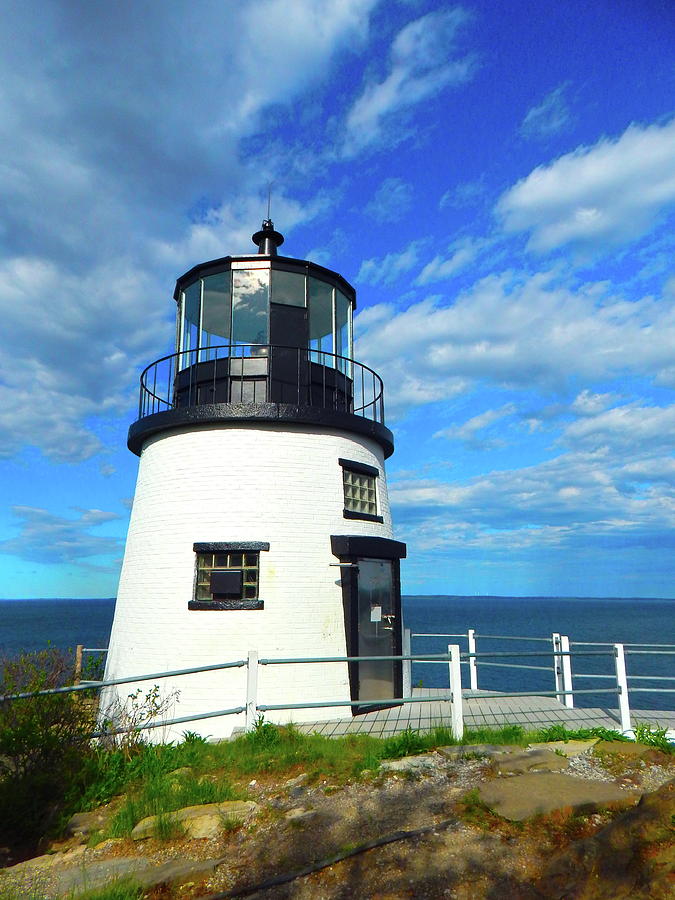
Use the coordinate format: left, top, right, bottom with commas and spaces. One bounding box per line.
188, 600, 264, 611
343, 509, 384, 523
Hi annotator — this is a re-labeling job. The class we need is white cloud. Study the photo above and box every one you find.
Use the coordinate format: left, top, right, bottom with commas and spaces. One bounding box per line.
570, 390, 616, 417
561, 403, 675, 455
364, 177, 414, 222
415, 238, 485, 284
0, 506, 122, 565
0, 256, 165, 461
440, 177, 487, 209
390, 443, 675, 551
233, 0, 376, 126
434, 403, 516, 447
357, 241, 424, 286
343, 7, 476, 156
0, 1, 376, 461
355, 270, 675, 416
497, 118, 675, 253
153, 193, 329, 271
520, 84, 573, 139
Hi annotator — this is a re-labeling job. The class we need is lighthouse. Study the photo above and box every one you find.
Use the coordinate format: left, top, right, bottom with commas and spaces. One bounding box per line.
103, 221, 406, 740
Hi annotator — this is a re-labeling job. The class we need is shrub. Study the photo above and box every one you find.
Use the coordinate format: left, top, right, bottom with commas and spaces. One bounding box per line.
0, 648, 97, 853
97, 684, 180, 758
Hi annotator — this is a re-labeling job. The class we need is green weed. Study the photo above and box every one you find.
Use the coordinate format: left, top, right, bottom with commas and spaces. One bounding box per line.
70, 878, 144, 899
534, 724, 631, 743
457, 788, 498, 831
0, 885, 48, 900
633, 722, 674, 754
219, 813, 243, 833
381, 727, 427, 758
154, 811, 186, 842
106, 770, 237, 838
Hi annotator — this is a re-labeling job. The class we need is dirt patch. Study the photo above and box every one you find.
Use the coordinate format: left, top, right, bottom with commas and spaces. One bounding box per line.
2, 745, 673, 899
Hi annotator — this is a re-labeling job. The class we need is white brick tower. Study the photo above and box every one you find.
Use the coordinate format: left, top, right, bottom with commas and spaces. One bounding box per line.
103, 222, 406, 740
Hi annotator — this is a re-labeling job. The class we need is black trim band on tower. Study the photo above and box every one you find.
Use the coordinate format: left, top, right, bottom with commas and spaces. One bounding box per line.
193, 542, 270, 553
128, 405, 395, 458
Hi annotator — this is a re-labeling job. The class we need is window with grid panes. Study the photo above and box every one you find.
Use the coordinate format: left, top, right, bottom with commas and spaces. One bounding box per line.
343, 467, 377, 517
195, 551, 259, 601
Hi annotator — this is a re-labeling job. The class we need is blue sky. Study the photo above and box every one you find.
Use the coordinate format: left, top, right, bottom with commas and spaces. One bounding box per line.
1, 0, 674, 598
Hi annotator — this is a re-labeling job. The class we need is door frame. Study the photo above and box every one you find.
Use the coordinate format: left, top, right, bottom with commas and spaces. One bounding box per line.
330, 535, 407, 714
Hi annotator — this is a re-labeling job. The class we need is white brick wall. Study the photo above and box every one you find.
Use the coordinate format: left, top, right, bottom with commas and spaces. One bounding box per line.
103, 422, 394, 740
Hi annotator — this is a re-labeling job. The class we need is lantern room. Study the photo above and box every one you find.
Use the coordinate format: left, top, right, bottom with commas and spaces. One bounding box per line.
174, 222, 354, 368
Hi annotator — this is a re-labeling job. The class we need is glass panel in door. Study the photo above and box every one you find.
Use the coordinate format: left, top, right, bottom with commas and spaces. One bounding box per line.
357, 559, 396, 702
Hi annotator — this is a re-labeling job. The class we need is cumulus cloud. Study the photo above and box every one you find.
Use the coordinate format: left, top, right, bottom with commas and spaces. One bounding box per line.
357, 241, 424, 286
0, 506, 122, 565
570, 390, 616, 417
153, 192, 329, 270
0, 0, 376, 461
355, 270, 675, 416
415, 238, 486, 284
520, 84, 574, 139
343, 7, 476, 156
390, 443, 675, 551
434, 403, 516, 448
440, 177, 487, 209
364, 177, 414, 222
0, 256, 164, 461
497, 118, 675, 254
561, 403, 675, 455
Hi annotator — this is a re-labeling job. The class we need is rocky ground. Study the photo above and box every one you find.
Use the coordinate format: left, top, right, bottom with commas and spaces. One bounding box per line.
1, 739, 673, 899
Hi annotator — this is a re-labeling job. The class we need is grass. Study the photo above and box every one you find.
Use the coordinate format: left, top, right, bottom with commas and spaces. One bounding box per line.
0, 881, 144, 900
633, 722, 674, 754
82, 719, 635, 825
534, 723, 631, 743
72, 879, 144, 900
34, 717, 653, 849
105, 769, 238, 838
456, 788, 498, 831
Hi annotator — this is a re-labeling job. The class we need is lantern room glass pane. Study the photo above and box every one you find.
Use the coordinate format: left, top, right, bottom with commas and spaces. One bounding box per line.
335, 289, 351, 373
271, 269, 306, 307
201, 272, 231, 359
232, 269, 269, 345
309, 277, 333, 364
181, 281, 201, 360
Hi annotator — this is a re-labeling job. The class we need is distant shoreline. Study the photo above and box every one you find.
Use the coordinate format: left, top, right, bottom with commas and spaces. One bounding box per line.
0, 597, 116, 602
1, 595, 674, 602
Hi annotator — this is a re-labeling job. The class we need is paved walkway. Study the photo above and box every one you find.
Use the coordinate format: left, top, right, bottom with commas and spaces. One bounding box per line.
295, 688, 675, 738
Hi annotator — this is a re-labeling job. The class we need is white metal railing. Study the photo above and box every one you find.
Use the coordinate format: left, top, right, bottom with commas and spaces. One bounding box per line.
3, 634, 674, 742
1, 650, 464, 738
407, 627, 675, 734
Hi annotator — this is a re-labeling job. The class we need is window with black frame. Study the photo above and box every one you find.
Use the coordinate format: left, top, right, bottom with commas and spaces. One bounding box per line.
339, 458, 383, 523
190, 542, 269, 610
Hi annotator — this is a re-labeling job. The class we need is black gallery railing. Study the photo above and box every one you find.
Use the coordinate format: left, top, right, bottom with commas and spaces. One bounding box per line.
137, 344, 386, 425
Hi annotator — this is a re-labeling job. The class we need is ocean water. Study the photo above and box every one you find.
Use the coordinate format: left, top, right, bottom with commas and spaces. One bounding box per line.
1, 595, 672, 711
405, 595, 674, 712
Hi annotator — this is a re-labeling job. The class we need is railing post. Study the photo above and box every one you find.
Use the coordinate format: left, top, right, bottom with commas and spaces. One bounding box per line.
402, 627, 412, 696
74, 644, 83, 686
614, 643, 632, 734
448, 644, 464, 739
245, 650, 258, 731
467, 629, 478, 691
552, 632, 564, 702
560, 634, 574, 708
